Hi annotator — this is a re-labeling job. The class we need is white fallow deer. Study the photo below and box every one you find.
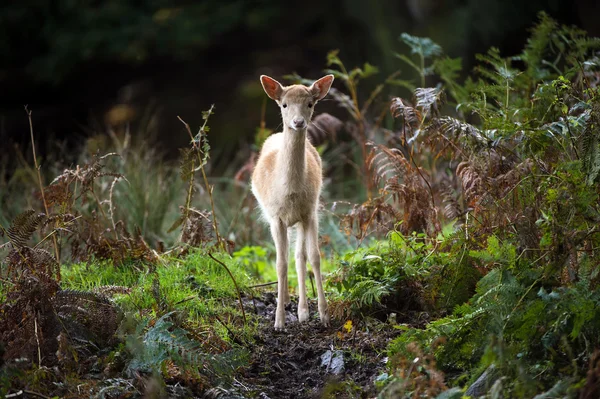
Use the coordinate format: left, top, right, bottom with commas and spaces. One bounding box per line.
251, 74, 334, 330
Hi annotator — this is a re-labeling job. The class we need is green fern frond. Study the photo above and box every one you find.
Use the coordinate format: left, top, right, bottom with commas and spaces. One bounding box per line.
128, 312, 246, 384
400, 33, 442, 59
518, 12, 558, 80
349, 279, 392, 307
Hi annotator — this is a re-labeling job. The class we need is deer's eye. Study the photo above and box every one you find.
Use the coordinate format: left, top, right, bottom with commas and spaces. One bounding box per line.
282, 103, 287, 108
308, 102, 313, 108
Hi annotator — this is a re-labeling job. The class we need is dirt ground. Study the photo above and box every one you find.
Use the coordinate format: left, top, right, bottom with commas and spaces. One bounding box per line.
238, 294, 399, 399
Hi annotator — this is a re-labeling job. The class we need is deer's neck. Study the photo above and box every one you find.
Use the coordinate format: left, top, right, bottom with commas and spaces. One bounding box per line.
278, 126, 306, 191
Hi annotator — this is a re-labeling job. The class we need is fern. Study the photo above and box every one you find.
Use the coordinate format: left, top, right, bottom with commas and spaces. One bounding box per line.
414, 87, 444, 116
126, 312, 247, 384
348, 279, 392, 308
5, 209, 45, 249
53, 289, 122, 344
518, 12, 558, 81
581, 105, 600, 185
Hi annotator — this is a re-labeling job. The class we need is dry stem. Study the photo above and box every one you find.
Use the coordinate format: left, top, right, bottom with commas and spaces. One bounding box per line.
26, 106, 61, 280
177, 111, 224, 251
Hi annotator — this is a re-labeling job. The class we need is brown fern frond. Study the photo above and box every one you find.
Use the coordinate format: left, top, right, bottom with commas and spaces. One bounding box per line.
307, 113, 343, 146
44, 213, 77, 227
1, 283, 122, 366
52, 153, 122, 198
129, 226, 159, 262
367, 142, 411, 187
438, 116, 486, 144
441, 183, 463, 221
0, 269, 60, 363
41, 180, 73, 207
456, 161, 485, 209
366, 143, 439, 234
180, 207, 214, 249
7, 210, 46, 249
391, 98, 422, 128
6, 246, 58, 277
94, 285, 132, 296
414, 87, 445, 115
53, 289, 122, 345
341, 197, 401, 240
491, 158, 533, 197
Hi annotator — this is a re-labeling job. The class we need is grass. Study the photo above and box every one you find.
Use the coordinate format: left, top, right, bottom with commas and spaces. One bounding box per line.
57, 247, 341, 331
62, 251, 253, 317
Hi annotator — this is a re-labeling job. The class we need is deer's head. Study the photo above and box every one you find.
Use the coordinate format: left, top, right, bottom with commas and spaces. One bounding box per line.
260, 75, 334, 131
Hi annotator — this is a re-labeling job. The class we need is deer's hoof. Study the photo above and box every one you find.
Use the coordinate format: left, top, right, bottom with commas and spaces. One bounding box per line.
320, 312, 330, 327
298, 307, 309, 323
274, 319, 285, 330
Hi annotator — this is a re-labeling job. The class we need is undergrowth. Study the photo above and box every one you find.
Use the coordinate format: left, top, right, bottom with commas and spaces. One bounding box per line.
321, 12, 600, 398
0, 109, 254, 398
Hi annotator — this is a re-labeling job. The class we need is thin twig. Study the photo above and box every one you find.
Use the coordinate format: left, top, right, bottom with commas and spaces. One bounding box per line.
33, 215, 82, 249
6, 390, 51, 399
249, 281, 278, 288
214, 314, 244, 346
26, 106, 61, 278
90, 187, 117, 240
34, 316, 42, 367
208, 253, 246, 325
108, 176, 122, 238
174, 295, 198, 305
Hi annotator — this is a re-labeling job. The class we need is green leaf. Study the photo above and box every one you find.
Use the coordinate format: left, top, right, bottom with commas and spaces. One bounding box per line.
361, 62, 379, 79
326, 49, 343, 67
399, 33, 442, 58
323, 68, 348, 81
167, 215, 184, 233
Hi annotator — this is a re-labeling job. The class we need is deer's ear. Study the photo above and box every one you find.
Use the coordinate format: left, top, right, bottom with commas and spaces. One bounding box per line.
260, 75, 284, 101
310, 75, 334, 101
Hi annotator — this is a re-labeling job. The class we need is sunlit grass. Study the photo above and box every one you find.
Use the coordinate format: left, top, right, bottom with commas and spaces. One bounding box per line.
61, 251, 253, 320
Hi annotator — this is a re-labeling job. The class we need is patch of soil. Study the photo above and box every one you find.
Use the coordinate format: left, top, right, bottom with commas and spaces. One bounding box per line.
240, 294, 399, 399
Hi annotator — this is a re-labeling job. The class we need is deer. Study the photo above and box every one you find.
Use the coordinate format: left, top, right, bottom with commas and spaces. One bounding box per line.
251, 74, 334, 330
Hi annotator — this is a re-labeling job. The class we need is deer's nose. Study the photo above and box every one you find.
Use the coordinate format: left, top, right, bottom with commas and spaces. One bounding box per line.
292, 117, 306, 129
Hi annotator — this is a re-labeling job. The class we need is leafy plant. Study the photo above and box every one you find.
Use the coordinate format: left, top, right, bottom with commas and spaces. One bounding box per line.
381, 16, 600, 398
125, 312, 247, 388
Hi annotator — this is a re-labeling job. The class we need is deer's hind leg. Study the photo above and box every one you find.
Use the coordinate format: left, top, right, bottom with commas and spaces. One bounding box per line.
306, 214, 329, 327
295, 223, 309, 323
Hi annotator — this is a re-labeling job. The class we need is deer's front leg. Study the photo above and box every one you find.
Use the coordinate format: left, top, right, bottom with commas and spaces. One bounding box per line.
270, 218, 289, 330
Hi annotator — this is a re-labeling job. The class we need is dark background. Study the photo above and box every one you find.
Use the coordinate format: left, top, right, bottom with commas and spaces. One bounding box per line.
0, 0, 598, 169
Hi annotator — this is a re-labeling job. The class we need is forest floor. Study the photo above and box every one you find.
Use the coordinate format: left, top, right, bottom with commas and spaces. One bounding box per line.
1, 290, 399, 399
238, 294, 398, 399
